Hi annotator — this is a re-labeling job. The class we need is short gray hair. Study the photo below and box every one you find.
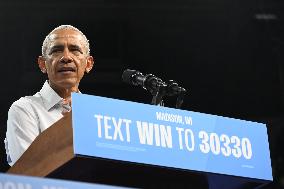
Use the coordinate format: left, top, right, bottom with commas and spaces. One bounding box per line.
41, 25, 90, 57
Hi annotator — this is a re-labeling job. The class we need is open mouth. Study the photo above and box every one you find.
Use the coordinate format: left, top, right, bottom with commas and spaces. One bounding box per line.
58, 67, 76, 73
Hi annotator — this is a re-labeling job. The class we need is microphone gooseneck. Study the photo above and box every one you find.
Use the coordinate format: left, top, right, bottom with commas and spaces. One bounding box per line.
122, 69, 187, 108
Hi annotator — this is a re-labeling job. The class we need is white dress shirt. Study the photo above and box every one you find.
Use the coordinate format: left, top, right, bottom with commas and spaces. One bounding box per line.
5, 81, 71, 166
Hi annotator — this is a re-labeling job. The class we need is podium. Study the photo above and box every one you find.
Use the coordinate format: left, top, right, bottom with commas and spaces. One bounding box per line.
8, 94, 273, 189
0, 173, 129, 189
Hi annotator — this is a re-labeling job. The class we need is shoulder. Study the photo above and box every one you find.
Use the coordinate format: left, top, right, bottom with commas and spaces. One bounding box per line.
8, 94, 42, 117
9, 97, 32, 111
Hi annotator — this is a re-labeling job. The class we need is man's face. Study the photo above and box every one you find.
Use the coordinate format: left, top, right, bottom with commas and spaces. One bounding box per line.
39, 29, 93, 91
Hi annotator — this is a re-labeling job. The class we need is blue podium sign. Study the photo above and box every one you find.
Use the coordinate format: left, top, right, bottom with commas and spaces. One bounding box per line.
0, 173, 128, 189
71, 93, 272, 182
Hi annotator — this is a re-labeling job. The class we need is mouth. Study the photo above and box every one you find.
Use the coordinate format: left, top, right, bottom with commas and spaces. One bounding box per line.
58, 67, 76, 73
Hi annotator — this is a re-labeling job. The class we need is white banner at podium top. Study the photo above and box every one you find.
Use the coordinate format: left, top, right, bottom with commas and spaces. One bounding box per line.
0, 173, 129, 189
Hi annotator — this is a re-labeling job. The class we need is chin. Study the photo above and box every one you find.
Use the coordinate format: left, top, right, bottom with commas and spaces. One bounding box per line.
58, 79, 79, 89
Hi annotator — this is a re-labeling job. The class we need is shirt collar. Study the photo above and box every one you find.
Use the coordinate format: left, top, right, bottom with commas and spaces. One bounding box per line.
39, 81, 63, 111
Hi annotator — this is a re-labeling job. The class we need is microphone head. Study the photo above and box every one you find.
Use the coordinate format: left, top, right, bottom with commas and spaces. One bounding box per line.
122, 69, 138, 85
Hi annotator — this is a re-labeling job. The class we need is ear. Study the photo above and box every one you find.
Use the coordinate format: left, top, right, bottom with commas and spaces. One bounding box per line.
38, 56, 47, 73
85, 56, 95, 73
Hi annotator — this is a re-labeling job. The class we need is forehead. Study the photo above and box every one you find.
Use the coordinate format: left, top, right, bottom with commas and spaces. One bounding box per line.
48, 29, 86, 46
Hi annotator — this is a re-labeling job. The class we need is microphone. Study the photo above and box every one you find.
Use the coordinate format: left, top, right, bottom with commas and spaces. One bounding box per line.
122, 69, 187, 108
166, 80, 186, 96
122, 69, 167, 95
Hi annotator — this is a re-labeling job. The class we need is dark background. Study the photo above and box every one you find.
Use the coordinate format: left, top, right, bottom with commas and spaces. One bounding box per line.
0, 0, 283, 188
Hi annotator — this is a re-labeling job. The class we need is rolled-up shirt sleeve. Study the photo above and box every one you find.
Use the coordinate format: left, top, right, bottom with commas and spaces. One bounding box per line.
6, 98, 40, 166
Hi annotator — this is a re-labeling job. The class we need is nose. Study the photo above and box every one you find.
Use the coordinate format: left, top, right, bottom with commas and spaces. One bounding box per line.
60, 49, 73, 64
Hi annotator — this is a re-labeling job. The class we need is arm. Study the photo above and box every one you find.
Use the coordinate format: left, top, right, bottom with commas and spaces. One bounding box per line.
6, 99, 40, 166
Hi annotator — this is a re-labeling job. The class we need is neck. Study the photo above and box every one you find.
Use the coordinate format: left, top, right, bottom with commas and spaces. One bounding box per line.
49, 81, 79, 99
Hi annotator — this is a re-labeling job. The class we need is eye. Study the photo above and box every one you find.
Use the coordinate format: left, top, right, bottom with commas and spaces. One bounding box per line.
49, 47, 63, 55
51, 49, 61, 53
70, 47, 83, 54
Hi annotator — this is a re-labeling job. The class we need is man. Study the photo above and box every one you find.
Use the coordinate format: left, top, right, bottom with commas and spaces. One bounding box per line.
5, 25, 94, 166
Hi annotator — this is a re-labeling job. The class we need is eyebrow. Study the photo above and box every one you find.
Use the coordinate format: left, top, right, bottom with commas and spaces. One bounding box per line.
49, 45, 63, 51
69, 44, 83, 51
49, 44, 84, 54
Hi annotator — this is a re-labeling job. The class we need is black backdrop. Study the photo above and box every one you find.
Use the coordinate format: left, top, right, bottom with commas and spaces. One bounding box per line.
0, 0, 283, 188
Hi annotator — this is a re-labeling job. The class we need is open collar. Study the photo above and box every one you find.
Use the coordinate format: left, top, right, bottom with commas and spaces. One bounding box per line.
39, 81, 63, 111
